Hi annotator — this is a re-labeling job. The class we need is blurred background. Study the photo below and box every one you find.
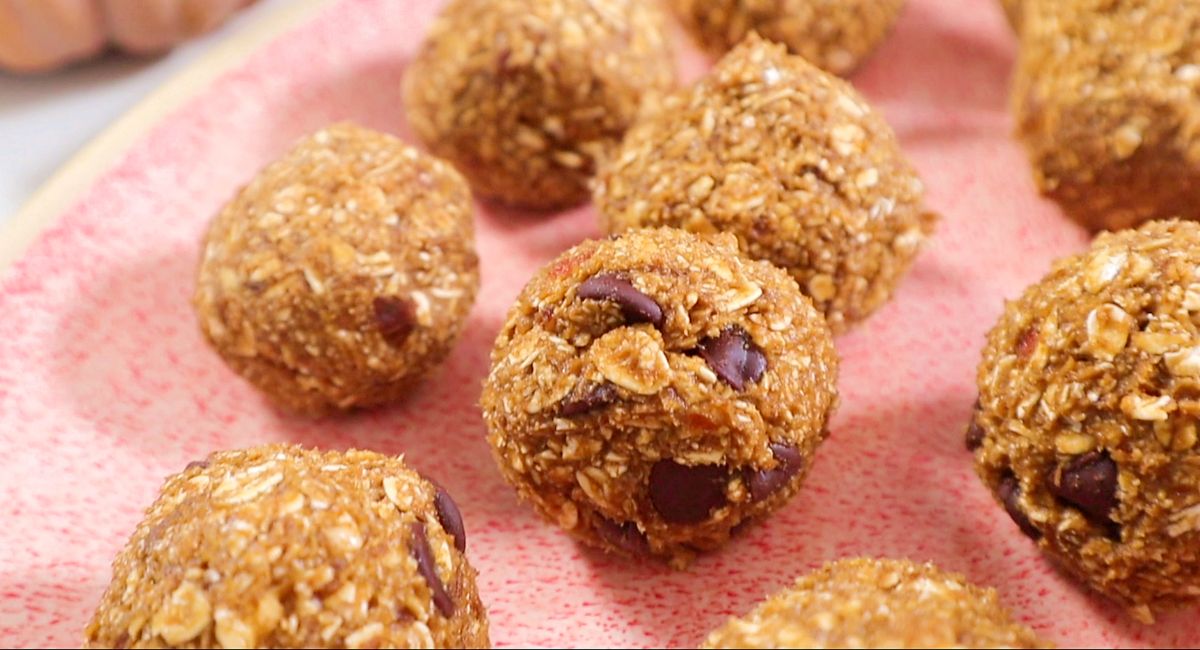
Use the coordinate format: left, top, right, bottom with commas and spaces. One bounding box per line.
0, 0, 291, 222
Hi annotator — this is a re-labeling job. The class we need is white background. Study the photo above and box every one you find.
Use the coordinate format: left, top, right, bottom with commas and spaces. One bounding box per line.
0, 0, 292, 225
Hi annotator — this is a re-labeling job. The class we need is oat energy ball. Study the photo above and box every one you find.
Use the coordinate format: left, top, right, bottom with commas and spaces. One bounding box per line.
595, 36, 935, 333
971, 220, 1200, 622
84, 445, 489, 648
403, 0, 676, 210
481, 228, 838, 567
195, 123, 479, 415
671, 0, 905, 76
702, 558, 1048, 649
1013, 0, 1200, 231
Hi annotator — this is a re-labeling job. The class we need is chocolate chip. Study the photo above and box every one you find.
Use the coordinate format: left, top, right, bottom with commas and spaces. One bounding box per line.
577, 273, 664, 328
998, 473, 1040, 539
409, 521, 454, 616
185, 459, 210, 471
746, 443, 804, 502
1048, 451, 1118, 523
593, 517, 650, 557
695, 326, 767, 391
648, 459, 728, 524
374, 296, 416, 346
1016, 324, 1038, 359
965, 421, 985, 451
559, 382, 619, 416
433, 487, 467, 553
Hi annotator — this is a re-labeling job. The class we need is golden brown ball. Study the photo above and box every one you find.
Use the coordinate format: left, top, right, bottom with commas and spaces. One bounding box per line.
194, 123, 479, 415
595, 36, 935, 333
671, 0, 905, 76
403, 0, 676, 210
703, 558, 1049, 649
972, 220, 1200, 622
84, 444, 489, 648
481, 228, 838, 567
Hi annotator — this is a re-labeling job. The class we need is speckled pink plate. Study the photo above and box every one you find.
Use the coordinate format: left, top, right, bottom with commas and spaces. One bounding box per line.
1, 0, 1197, 647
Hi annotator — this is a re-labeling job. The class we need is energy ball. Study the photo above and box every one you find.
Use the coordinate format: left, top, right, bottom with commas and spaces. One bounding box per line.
84, 445, 489, 648
402, 0, 676, 210
194, 123, 480, 415
671, 0, 905, 76
971, 220, 1200, 622
1013, 0, 1200, 231
702, 558, 1048, 649
595, 36, 936, 334
481, 228, 838, 567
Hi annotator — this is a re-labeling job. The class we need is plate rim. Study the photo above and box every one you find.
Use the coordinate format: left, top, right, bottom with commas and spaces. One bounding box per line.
0, 0, 333, 272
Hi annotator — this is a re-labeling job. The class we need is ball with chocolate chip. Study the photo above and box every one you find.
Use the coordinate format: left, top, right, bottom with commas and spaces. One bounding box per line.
702, 558, 1049, 649
194, 123, 479, 415
972, 219, 1200, 622
671, 0, 905, 76
594, 36, 936, 334
84, 444, 489, 648
402, 0, 676, 210
481, 228, 838, 567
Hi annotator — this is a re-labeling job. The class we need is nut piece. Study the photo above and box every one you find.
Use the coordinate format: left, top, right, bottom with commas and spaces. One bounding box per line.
214, 608, 256, 649
1084, 303, 1132, 360
150, 581, 212, 645
1120, 393, 1173, 421
590, 328, 671, 395
1083, 251, 1126, 292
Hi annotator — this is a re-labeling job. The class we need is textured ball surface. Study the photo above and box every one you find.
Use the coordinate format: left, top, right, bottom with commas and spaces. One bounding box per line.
973, 220, 1200, 621
403, 0, 676, 210
194, 123, 479, 415
1013, 0, 1200, 231
595, 37, 935, 333
84, 444, 489, 648
481, 228, 838, 567
671, 0, 905, 75
702, 558, 1048, 649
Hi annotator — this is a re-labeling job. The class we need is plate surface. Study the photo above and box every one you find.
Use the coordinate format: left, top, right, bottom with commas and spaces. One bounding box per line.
1, 0, 1195, 646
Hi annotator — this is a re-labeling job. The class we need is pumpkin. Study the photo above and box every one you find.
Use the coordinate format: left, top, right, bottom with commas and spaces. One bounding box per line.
0, 0, 254, 73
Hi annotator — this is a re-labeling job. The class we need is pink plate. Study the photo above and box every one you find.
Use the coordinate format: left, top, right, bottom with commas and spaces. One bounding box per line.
1, 0, 1197, 646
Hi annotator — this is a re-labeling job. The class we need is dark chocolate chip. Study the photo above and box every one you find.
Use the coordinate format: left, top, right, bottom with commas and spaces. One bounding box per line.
185, 459, 210, 471
1016, 325, 1039, 359
577, 273, 664, 328
965, 421, 985, 451
373, 296, 416, 346
434, 487, 467, 553
998, 473, 1041, 539
593, 517, 650, 557
648, 459, 728, 524
1049, 451, 1118, 523
559, 382, 619, 417
409, 521, 454, 616
695, 326, 767, 391
746, 443, 804, 502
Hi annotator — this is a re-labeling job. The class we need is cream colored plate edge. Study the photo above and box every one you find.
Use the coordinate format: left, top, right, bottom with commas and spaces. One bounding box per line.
0, 0, 333, 271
